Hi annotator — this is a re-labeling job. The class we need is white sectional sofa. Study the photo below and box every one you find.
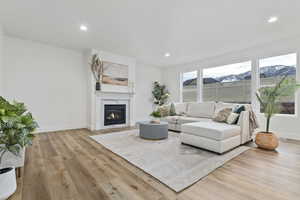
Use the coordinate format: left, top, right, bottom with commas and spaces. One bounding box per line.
161, 102, 253, 154
163, 102, 216, 132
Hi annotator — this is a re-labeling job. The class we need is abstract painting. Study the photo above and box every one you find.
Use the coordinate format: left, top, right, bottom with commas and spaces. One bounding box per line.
102, 61, 129, 86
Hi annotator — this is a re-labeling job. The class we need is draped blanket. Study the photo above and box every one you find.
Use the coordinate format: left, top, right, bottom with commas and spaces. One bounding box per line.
249, 109, 259, 132
240, 105, 259, 144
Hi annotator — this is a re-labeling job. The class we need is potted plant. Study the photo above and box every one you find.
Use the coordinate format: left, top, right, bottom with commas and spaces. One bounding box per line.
152, 81, 169, 106
0, 97, 38, 199
255, 76, 300, 150
90, 54, 104, 91
150, 110, 161, 124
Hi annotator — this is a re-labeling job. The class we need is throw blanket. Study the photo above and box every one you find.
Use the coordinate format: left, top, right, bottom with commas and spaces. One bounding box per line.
240, 105, 259, 144
249, 109, 259, 133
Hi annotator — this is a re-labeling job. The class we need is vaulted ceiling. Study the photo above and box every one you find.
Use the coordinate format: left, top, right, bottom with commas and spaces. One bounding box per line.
1, 0, 300, 66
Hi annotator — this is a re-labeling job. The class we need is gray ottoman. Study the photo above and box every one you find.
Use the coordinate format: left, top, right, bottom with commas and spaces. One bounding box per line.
139, 121, 168, 140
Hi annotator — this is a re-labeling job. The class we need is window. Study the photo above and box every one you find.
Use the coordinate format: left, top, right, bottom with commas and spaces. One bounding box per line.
202, 61, 252, 104
259, 53, 297, 114
182, 71, 198, 102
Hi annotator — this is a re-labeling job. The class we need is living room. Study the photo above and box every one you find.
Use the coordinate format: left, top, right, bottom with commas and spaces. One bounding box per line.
0, 1, 300, 200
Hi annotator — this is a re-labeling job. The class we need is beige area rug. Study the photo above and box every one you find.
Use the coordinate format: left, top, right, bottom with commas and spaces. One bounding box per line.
90, 130, 250, 192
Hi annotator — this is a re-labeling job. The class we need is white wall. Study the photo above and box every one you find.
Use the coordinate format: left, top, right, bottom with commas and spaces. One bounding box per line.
135, 63, 163, 121
3, 36, 88, 132
0, 25, 3, 95
162, 36, 300, 140
2, 36, 162, 132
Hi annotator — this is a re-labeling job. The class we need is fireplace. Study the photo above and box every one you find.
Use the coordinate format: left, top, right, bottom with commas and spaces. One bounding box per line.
104, 104, 126, 126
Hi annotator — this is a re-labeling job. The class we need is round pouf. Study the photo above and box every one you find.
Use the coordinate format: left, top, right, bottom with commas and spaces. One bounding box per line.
0, 167, 17, 200
139, 121, 168, 140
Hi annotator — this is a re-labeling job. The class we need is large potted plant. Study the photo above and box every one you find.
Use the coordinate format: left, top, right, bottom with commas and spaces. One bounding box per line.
0, 97, 38, 200
152, 81, 169, 106
255, 76, 300, 150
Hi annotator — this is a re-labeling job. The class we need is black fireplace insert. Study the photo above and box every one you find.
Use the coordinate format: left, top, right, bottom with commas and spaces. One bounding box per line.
104, 104, 126, 126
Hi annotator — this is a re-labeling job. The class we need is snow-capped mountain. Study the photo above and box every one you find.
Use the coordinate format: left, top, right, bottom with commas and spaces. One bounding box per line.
183, 65, 295, 86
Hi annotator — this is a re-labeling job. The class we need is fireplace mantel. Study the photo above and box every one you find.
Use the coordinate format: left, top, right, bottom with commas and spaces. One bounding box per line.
96, 91, 135, 95
95, 90, 135, 101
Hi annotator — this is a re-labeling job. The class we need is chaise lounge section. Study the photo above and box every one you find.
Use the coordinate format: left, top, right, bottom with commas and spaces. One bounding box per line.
162, 102, 254, 153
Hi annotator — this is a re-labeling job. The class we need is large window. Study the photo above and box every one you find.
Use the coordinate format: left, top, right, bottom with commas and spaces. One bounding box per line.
182, 71, 198, 102
259, 53, 297, 114
202, 61, 252, 104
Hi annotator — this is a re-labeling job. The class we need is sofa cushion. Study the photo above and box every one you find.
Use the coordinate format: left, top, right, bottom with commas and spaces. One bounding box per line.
177, 116, 212, 124
162, 116, 212, 125
182, 121, 240, 141
174, 103, 187, 115
186, 102, 215, 118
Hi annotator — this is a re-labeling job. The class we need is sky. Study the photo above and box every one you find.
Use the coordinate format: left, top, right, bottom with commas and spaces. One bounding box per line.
182, 53, 297, 81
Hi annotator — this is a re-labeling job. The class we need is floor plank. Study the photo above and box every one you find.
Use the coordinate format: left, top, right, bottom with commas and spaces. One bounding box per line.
9, 128, 300, 200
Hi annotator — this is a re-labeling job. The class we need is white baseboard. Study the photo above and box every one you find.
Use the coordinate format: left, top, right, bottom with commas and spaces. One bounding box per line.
276, 132, 300, 141
36, 124, 88, 133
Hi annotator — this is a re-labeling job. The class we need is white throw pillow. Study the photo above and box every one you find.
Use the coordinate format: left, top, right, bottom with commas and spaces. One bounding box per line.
186, 102, 215, 118
226, 113, 240, 124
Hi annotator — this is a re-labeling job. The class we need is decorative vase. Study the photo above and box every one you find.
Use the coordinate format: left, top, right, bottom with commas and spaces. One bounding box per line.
255, 132, 279, 150
0, 167, 17, 200
95, 82, 101, 91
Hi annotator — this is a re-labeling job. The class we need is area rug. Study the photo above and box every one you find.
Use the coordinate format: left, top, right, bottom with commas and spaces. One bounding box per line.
90, 130, 250, 192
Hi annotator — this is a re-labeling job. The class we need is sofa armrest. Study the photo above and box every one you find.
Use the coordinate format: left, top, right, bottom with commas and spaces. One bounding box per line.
239, 111, 252, 144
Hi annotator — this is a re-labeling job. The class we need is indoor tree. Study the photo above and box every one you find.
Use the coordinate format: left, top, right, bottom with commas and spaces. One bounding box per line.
256, 75, 300, 133
152, 81, 169, 106
255, 75, 300, 150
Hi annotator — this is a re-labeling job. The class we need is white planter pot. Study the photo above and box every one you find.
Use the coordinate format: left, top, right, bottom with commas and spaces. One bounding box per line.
0, 149, 25, 169
0, 167, 17, 200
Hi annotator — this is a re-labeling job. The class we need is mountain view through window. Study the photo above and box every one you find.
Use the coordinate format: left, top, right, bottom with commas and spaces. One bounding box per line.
182, 71, 197, 102
202, 61, 252, 104
182, 54, 297, 114
259, 53, 297, 114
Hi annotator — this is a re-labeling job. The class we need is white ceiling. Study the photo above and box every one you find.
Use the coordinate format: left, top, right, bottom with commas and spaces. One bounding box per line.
1, 0, 300, 67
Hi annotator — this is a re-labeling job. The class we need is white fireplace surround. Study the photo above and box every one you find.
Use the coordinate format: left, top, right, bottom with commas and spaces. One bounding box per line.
97, 95, 130, 130
90, 91, 135, 130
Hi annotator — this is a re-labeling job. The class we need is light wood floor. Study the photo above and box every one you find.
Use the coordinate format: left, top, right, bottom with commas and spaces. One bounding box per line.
10, 128, 300, 200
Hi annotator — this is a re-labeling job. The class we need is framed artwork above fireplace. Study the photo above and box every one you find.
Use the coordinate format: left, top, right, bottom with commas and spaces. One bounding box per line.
102, 61, 129, 86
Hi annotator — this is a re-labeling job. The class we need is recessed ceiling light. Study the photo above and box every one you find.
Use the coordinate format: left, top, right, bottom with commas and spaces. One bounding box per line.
164, 52, 171, 57
268, 16, 278, 23
80, 25, 88, 31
